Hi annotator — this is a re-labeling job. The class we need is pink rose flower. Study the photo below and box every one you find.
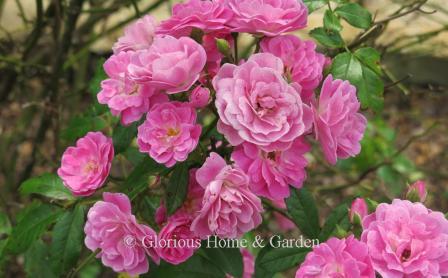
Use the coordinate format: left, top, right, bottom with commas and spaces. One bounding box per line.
189, 86, 210, 108
137, 101, 201, 167
232, 137, 310, 200
191, 153, 263, 238
350, 198, 368, 224
157, 0, 232, 37
213, 53, 312, 152
272, 199, 296, 231
155, 201, 167, 227
406, 180, 427, 203
296, 235, 375, 278
241, 248, 255, 278
227, 0, 308, 36
112, 15, 157, 54
129, 35, 207, 94
84, 193, 159, 276
312, 75, 367, 165
362, 199, 448, 278
260, 35, 328, 103
156, 214, 200, 265
98, 52, 168, 125
57, 132, 113, 196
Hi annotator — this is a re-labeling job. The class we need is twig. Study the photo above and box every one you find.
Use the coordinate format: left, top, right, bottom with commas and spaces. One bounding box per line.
67, 250, 100, 278
130, 0, 141, 17
64, 0, 166, 69
317, 122, 438, 193
375, 0, 429, 25
18, 0, 85, 186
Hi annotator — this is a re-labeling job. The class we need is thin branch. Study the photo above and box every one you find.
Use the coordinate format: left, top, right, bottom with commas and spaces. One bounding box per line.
317, 122, 438, 193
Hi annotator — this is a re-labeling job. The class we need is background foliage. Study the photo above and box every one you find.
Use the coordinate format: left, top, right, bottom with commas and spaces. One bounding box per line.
0, 0, 447, 277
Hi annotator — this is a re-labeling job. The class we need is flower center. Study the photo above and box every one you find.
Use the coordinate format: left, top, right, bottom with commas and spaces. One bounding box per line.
401, 249, 411, 262
83, 161, 99, 173
166, 127, 180, 137
267, 151, 277, 161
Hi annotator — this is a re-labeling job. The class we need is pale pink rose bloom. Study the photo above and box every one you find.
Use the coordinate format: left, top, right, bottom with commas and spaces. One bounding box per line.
296, 235, 375, 278
191, 153, 263, 238
156, 214, 200, 265
227, 0, 307, 36
272, 199, 295, 231
260, 35, 328, 103
406, 180, 427, 202
349, 198, 368, 223
232, 138, 310, 200
128, 35, 207, 94
137, 102, 201, 167
84, 193, 160, 276
57, 132, 113, 196
362, 199, 448, 278
313, 75, 367, 165
98, 52, 168, 125
112, 15, 157, 54
157, 0, 233, 37
189, 86, 210, 108
213, 53, 313, 152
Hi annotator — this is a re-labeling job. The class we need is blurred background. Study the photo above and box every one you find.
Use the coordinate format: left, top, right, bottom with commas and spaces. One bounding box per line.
0, 0, 447, 276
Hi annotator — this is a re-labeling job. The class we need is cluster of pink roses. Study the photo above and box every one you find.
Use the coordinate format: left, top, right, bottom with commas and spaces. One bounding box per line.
55, 0, 381, 276
296, 182, 448, 278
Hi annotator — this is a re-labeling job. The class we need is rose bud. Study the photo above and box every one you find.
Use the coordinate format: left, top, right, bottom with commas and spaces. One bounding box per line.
189, 86, 210, 108
349, 198, 368, 225
406, 180, 427, 202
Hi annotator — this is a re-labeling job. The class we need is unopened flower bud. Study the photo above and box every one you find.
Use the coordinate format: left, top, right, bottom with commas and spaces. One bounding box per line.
349, 198, 368, 225
406, 180, 427, 202
189, 86, 210, 108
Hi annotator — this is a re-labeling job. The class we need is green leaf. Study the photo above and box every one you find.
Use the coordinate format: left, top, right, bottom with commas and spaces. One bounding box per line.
125, 156, 166, 200
166, 162, 189, 215
285, 188, 320, 239
50, 205, 86, 275
335, 3, 372, 29
303, 0, 327, 13
147, 254, 225, 278
89, 58, 108, 115
20, 173, 74, 200
113, 121, 138, 154
330, 52, 384, 112
0, 211, 11, 236
60, 116, 107, 142
200, 244, 243, 277
6, 203, 62, 254
355, 47, 382, 74
319, 203, 350, 241
137, 195, 161, 228
123, 146, 146, 166
255, 245, 311, 277
309, 27, 344, 48
215, 38, 231, 57
25, 240, 57, 278
324, 10, 342, 31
